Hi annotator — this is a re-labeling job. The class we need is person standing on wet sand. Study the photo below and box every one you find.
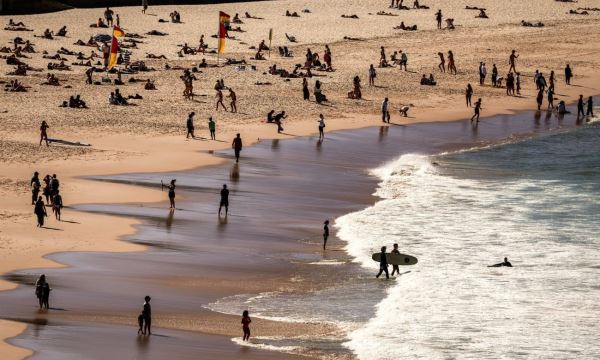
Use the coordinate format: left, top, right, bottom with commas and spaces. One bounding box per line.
587, 96, 594, 117
390, 243, 400, 276
466, 84, 473, 107
186, 112, 195, 139
142, 296, 152, 335
162, 179, 176, 209
577, 95, 585, 118
508, 50, 518, 73
536, 89, 544, 110
376, 246, 389, 279
219, 184, 229, 216
39, 120, 49, 146
471, 98, 482, 122
232, 134, 242, 163
323, 220, 330, 250
302, 78, 310, 101
208, 117, 216, 140
34, 196, 47, 227
31, 171, 41, 205
565, 64, 573, 85
142, 0, 148, 14
35, 274, 47, 309
318, 114, 326, 140
381, 97, 390, 123
241, 310, 251, 341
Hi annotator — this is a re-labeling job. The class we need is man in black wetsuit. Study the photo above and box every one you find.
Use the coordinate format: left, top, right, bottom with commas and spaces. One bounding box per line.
577, 95, 585, 118
219, 184, 229, 216
232, 134, 242, 163
376, 246, 390, 279
488, 257, 512, 267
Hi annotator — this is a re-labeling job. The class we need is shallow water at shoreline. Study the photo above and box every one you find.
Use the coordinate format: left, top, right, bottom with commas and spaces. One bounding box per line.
0, 106, 595, 359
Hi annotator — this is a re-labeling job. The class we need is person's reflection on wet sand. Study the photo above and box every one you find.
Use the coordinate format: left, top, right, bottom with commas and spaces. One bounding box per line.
534, 110, 541, 128
271, 139, 280, 151
166, 209, 174, 230
544, 110, 552, 127
136, 331, 150, 354
470, 120, 479, 139
316, 138, 323, 152
230, 163, 239, 183
378, 126, 389, 142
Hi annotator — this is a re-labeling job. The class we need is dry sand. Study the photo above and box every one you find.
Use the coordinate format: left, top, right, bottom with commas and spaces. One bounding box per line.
1, 0, 600, 358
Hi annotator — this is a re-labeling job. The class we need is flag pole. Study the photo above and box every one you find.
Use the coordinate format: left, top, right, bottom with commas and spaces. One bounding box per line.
268, 28, 273, 59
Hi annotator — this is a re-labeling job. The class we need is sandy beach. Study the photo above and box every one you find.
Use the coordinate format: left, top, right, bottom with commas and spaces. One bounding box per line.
1, 0, 600, 358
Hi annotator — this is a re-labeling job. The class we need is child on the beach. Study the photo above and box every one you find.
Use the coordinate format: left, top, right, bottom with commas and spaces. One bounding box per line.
137, 312, 144, 334
242, 310, 251, 341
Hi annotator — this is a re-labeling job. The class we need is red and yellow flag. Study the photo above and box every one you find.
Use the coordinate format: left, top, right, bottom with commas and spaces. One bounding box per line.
108, 25, 125, 70
218, 11, 230, 54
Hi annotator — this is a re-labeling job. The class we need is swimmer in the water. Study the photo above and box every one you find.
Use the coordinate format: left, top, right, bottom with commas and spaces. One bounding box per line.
488, 257, 512, 267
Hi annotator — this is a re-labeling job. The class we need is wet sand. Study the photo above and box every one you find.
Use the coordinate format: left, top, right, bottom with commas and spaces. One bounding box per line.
0, 103, 592, 358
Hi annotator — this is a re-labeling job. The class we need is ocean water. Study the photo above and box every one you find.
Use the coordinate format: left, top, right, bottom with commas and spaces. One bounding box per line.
338, 122, 600, 359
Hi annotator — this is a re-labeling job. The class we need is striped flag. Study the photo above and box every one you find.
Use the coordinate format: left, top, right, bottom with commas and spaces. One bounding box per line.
218, 11, 230, 54
108, 25, 125, 70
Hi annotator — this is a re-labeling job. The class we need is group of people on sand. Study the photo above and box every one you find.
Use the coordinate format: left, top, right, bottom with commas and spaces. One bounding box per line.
31, 171, 63, 226
185, 112, 217, 140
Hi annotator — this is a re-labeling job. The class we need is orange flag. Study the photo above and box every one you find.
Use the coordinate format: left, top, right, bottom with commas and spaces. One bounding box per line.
108, 25, 125, 70
218, 11, 230, 54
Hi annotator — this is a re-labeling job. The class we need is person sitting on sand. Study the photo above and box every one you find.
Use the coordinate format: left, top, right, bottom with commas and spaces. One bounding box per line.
314, 80, 327, 104
254, 49, 265, 60
198, 35, 207, 53
43, 73, 60, 86
341, 14, 359, 19
420, 73, 436, 85
42, 29, 53, 39
488, 257, 512, 267
258, 40, 269, 51
11, 64, 27, 76
395, 22, 418, 31
413, 0, 429, 9
170, 11, 181, 23
348, 75, 362, 99
146, 53, 167, 59
286, 10, 300, 17
56, 26, 67, 36
232, 13, 243, 24
379, 46, 388, 68
144, 79, 156, 90
91, 18, 108, 28
6, 79, 27, 92
476, 9, 488, 18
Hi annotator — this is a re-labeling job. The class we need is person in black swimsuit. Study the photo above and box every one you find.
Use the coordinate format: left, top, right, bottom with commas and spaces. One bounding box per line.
376, 246, 389, 279
162, 179, 176, 209
488, 257, 512, 267
219, 184, 229, 216
323, 220, 329, 250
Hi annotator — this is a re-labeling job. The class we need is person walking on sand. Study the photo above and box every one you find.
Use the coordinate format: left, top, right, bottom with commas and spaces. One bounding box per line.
142, 296, 152, 335
390, 243, 400, 276
448, 50, 456, 75
436, 10, 443, 29
547, 88, 554, 110
466, 83, 473, 107
162, 179, 176, 209
208, 117, 216, 140
216, 89, 227, 111
381, 97, 390, 123
471, 98, 482, 122
323, 220, 329, 250
587, 96, 594, 117
104, 7, 114, 27
376, 246, 389, 279
39, 120, 49, 146
241, 310, 251, 341
577, 95, 585, 118
142, 0, 148, 14
52, 190, 63, 221
368, 64, 376, 86
508, 50, 518, 73
318, 114, 326, 140
186, 112, 195, 139
565, 64, 573, 85
438, 52, 445, 72
232, 133, 242, 163
228, 88, 237, 113
35, 274, 47, 309
34, 196, 47, 227
536, 89, 544, 110
31, 171, 41, 205
219, 184, 229, 216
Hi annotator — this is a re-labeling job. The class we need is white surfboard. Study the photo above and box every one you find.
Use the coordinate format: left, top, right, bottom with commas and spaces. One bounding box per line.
372, 252, 418, 266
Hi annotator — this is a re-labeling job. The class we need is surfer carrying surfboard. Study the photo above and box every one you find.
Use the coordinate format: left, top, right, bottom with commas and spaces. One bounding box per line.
375, 246, 390, 279
390, 243, 400, 276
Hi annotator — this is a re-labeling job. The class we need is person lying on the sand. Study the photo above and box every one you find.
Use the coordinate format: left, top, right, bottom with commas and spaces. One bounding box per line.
285, 10, 300, 17
144, 79, 156, 90
285, 33, 297, 43
413, 0, 429, 9
5, 79, 27, 92
0, 46, 11, 53
146, 53, 167, 59
56, 26, 67, 36
420, 73, 437, 85
225, 58, 246, 65
43, 53, 66, 61
4, 25, 33, 31
147, 30, 168, 36
476, 9, 488, 18
343, 36, 363, 41
568, 9, 589, 15
488, 257, 512, 267
578, 7, 600, 11
244, 12, 264, 19
341, 14, 359, 18
377, 11, 398, 16
6, 54, 27, 66
465, 6, 486, 10
12, 47, 29, 58
394, 22, 417, 31
42, 74, 60, 85
521, 20, 544, 27
47, 61, 71, 71
7, 64, 27, 76
21, 41, 35, 53
228, 26, 245, 33
90, 18, 108, 28
73, 60, 92, 67
76, 51, 98, 60
8, 19, 26, 27
57, 47, 77, 56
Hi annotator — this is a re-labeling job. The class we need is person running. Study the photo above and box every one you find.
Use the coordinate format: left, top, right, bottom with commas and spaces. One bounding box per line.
376, 246, 389, 279
586, 96, 594, 117
488, 257, 512, 267
437, 52, 445, 72
232, 134, 242, 162
368, 64, 376, 86
228, 89, 237, 113
323, 220, 329, 250
216, 89, 227, 111
471, 98, 482, 122
241, 310, 251, 341
142, 296, 152, 335
390, 243, 400, 276
381, 97, 390, 123
466, 83, 473, 107
435, 10, 442, 29
317, 114, 326, 140
208, 117, 216, 140
34, 196, 47, 227
31, 171, 41, 205
39, 120, 49, 146
447, 50, 456, 74
52, 190, 63, 221
219, 184, 229, 216
35, 274, 47, 309
577, 95, 585, 118
186, 112, 195, 139
564, 64, 573, 85
162, 179, 176, 209
508, 50, 518, 73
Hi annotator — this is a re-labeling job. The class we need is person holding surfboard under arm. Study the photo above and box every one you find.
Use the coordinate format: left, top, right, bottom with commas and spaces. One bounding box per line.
376, 246, 389, 279
390, 243, 400, 276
